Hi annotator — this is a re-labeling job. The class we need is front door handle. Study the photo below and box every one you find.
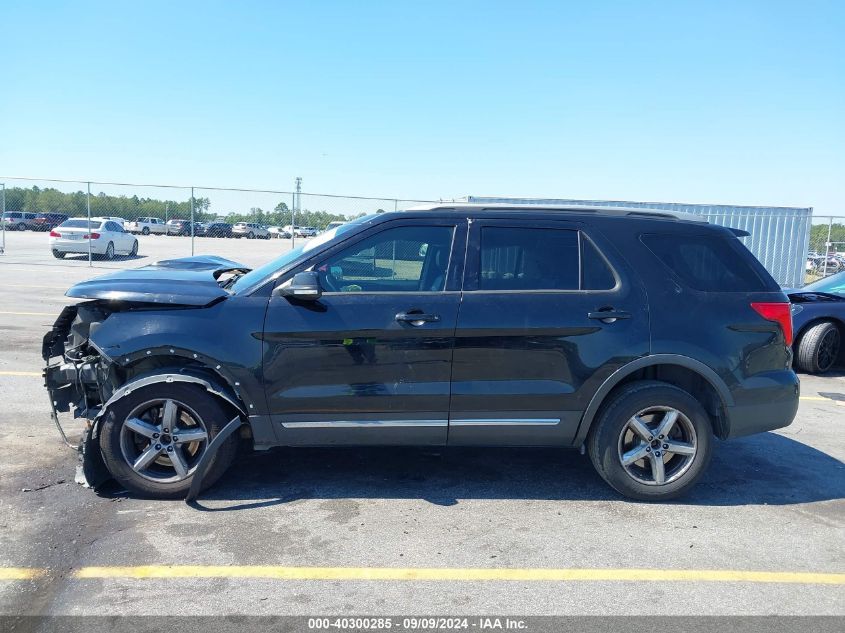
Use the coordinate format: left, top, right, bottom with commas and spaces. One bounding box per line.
588, 309, 631, 324
396, 311, 441, 326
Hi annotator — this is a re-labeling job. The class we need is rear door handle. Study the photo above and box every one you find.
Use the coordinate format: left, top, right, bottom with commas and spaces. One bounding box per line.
588, 310, 631, 323
396, 311, 441, 326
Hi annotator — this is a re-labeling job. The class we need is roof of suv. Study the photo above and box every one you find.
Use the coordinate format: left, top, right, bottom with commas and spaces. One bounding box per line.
404, 202, 708, 224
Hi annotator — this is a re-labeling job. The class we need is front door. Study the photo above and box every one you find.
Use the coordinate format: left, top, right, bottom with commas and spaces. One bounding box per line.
262, 219, 466, 445
449, 218, 649, 446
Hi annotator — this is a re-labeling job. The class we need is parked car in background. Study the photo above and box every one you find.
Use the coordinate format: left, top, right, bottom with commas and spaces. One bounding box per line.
204, 222, 233, 238
787, 270, 845, 374
267, 226, 291, 239
193, 222, 209, 236
232, 222, 270, 239
295, 226, 318, 238
2, 211, 37, 230
93, 216, 126, 228
49, 218, 138, 260
127, 217, 167, 235
166, 219, 195, 236
323, 221, 345, 232
43, 204, 798, 501
29, 213, 69, 231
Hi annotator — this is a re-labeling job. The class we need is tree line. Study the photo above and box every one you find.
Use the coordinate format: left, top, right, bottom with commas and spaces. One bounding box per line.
2, 186, 374, 229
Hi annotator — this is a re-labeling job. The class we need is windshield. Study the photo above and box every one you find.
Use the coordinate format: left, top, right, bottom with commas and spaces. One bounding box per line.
230, 215, 374, 293
803, 271, 845, 296
59, 219, 104, 229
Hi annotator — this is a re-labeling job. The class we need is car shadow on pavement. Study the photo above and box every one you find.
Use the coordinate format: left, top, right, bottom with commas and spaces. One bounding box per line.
190, 432, 845, 511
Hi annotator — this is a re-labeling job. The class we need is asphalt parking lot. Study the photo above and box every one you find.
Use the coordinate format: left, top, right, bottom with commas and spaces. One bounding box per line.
0, 230, 843, 617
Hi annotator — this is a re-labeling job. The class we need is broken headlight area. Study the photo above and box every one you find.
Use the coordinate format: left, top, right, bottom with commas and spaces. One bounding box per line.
43, 302, 119, 444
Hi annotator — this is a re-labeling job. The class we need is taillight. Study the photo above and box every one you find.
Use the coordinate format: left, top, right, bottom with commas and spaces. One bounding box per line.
49, 230, 61, 237
751, 302, 793, 346
83, 232, 101, 240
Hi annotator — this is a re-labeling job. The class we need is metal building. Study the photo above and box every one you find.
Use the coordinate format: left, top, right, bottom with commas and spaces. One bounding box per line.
459, 196, 812, 288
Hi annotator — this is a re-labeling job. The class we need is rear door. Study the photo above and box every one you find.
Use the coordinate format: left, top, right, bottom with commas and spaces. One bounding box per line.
262, 217, 467, 445
449, 218, 650, 446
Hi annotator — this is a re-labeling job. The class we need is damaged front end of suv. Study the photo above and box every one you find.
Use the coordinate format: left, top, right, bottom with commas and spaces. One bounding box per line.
42, 256, 257, 499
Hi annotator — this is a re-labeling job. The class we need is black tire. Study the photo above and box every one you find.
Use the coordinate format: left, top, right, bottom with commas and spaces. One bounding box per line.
587, 380, 713, 501
129, 240, 139, 257
17, 222, 26, 231
99, 383, 239, 499
142, 227, 150, 235
104, 242, 115, 260
247, 231, 255, 239
52, 250, 66, 259
796, 321, 841, 374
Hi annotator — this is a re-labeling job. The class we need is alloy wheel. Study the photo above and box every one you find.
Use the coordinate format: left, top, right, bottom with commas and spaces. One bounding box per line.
617, 406, 698, 486
818, 328, 840, 371
119, 398, 209, 483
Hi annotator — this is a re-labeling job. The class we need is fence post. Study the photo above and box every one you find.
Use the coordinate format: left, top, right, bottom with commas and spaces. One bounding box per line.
87, 182, 92, 267
1, 183, 5, 255
823, 217, 832, 278
291, 191, 296, 248
190, 187, 195, 256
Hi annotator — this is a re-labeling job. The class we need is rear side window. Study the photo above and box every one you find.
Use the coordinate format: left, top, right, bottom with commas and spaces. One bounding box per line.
641, 233, 768, 292
477, 227, 617, 291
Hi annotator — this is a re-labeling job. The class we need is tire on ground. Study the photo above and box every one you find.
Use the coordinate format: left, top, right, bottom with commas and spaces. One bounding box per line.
796, 320, 840, 374
587, 380, 713, 501
99, 383, 239, 499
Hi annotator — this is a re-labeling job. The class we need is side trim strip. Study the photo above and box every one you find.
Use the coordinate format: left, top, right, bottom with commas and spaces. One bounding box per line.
281, 419, 448, 429
449, 418, 561, 426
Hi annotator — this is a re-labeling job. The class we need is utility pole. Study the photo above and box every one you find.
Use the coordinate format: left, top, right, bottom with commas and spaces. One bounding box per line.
293, 176, 302, 248
86, 182, 92, 267
190, 187, 195, 256
1, 183, 5, 256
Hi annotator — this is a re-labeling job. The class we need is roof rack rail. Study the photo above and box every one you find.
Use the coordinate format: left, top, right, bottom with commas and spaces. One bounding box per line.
402, 203, 707, 223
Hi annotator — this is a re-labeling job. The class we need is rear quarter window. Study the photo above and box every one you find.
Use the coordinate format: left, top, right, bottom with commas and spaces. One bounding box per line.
641, 233, 770, 292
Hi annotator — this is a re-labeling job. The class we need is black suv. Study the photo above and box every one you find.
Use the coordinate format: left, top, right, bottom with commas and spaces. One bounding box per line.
43, 204, 799, 501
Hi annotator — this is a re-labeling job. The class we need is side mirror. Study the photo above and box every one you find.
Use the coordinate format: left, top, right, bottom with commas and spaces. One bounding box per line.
277, 271, 322, 301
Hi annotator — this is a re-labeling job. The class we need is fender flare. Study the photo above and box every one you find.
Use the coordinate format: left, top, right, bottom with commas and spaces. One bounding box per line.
573, 354, 735, 445
92, 369, 247, 437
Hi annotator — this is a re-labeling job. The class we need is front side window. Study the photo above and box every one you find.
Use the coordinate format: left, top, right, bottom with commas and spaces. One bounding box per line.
317, 225, 454, 293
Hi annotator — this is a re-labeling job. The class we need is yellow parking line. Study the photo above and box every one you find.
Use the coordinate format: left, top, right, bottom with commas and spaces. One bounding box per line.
0, 568, 46, 580
0, 310, 55, 316
800, 396, 838, 402
71, 566, 845, 585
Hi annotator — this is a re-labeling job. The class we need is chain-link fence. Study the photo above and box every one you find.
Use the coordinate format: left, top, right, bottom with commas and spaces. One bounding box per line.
0, 177, 433, 268
1, 176, 842, 288
806, 216, 845, 284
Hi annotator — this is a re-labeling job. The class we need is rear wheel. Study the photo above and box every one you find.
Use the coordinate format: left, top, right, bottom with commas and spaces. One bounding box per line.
587, 381, 713, 501
129, 240, 139, 257
16, 222, 26, 231
247, 231, 255, 239
796, 321, 841, 374
99, 383, 239, 498
52, 249, 66, 259
103, 241, 115, 260
141, 227, 150, 235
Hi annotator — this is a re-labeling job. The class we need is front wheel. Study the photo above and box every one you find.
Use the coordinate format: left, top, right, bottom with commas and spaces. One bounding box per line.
17, 222, 26, 231
247, 231, 255, 239
99, 383, 239, 498
587, 381, 713, 501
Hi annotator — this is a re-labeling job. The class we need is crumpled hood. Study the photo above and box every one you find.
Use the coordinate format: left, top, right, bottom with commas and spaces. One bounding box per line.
65, 255, 250, 306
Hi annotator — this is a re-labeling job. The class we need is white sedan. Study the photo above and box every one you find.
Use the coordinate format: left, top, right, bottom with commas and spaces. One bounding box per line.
49, 218, 139, 260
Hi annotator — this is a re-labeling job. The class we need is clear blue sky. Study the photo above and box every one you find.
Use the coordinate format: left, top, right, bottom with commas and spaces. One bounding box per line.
2, 0, 843, 213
